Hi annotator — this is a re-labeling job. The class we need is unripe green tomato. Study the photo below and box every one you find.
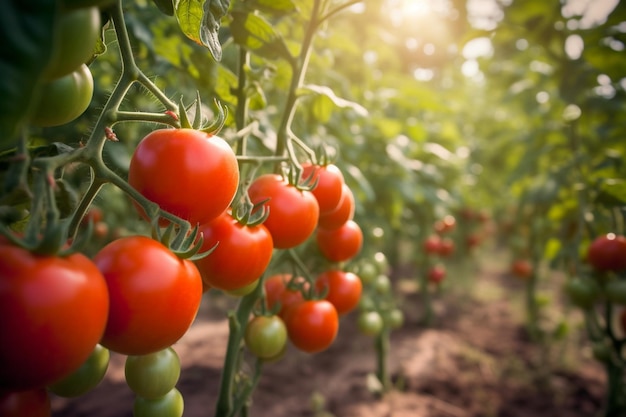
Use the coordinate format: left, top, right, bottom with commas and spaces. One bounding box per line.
133, 388, 184, 417
358, 294, 376, 311
245, 315, 288, 360
374, 274, 391, 295
373, 252, 390, 275
31, 64, 94, 127
564, 276, 600, 310
357, 311, 384, 336
48, 344, 109, 397
357, 261, 378, 285
604, 279, 626, 305
125, 348, 181, 399
385, 308, 404, 329
43, 6, 101, 80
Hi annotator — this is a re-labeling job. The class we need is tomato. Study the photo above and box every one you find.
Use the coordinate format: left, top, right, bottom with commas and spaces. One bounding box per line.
357, 311, 384, 336
315, 270, 362, 315
434, 215, 456, 234
43, 6, 101, 80
48, 344, 109, 397
284, 300, 339, 353
356, 260, 378, 285
248, 174, 319, 249
133, 388, 184, 417
437, 238, 455, 257
317, 183, 355, 230
564, 277, 600, 309
264, 274, 307, 317
427, 264, 446, 284
358, 294, 376, 311
374, 274, 391, 294
423, 235, 442, 255
385, 308, 404, 329
316, 220, 363, 263
194, 212, 273, 291
0, 388, 50, 417
302, 163, 345, 214
244, 315, 288, 359
373, 251, 390, 275
587, 233, 626, 273
128, 129, 239, 226
604, 279, 626, 305
125, 348, 180, 399
0, 244, 109, 390
94, 236, 203, 355
30, 64, 94, 127
510, 259, 533, 279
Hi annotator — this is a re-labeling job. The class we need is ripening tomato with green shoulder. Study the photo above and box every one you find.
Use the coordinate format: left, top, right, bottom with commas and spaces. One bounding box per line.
316, 219, 363, 262
317, 183, 355, 230
0, 388, 50, 417
125, 347, 181, 399
248, 174, 319, 249
48, 344, 110, 398
194, 212, 273, 292
264, 274, 308, 318
302, 163, 345, 214
128, 128, 239, 226
0, 242, 109, 390
30, 64, 94, 127
94, 236, 203, 355
245, 315, 288, 360
587, 233, 626, 273
284, 300, 339, 353
315, 270, 362, 315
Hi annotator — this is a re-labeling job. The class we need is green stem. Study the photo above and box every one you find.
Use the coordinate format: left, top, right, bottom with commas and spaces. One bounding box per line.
602, 361, 625, 417
375, 329, 391, 392
420, 257, 434, 326
234, 47, 251, 155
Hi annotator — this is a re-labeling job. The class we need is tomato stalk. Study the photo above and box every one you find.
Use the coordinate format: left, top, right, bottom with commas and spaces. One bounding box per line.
374, 328, 392, 393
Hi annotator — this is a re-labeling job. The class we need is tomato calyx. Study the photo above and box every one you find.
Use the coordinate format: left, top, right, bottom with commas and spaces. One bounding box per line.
151, 220, 215, 261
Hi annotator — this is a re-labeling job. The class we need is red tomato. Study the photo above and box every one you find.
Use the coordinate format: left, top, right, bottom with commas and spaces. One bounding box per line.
0, 388, 50, 417
434, 215, 456, 234
302, 163, 345, 214
194, 212, 273, 291
284, 300, 339, 353
587, 233, 626, 273
437, 238, 455, 257
248, 174, 319, 249
94, 236, 203, 355
317, 183, 355, 230
510, 259, 533, 279
315, 270, 362, 315
423, 234, 442, 254
264, 274, 307, 318
427, 264, 446, 284
316, 220, 363, 262
128, 128, 239, 226
0, 244, 109, 390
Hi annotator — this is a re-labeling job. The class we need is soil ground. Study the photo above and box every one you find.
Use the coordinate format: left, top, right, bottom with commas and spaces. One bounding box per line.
51, 244, 608, 417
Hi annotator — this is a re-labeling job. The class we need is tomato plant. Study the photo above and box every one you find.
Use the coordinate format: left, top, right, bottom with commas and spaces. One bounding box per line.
316, 219, 363, 262
94, 236, 203, 355
48, 344, 110, 398
30, 64, 94, 127
284, 300, 339, 353
128, 129, 239, 226
247, 174, 319, 249
317, 183, 355, 230
244, 315, 288, 360
315, 269, 362, 315
302, 163, 345, 214
125, 348, 181, 399
0, 388, 50, 417
0, 243, 109, 390
587, 233, 626, 273
194, 212, 273, 291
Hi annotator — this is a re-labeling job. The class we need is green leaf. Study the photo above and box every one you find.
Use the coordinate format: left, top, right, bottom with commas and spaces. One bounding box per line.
230, 11, 294, 61
0, 0, 56, 147
298, 84, 369, 117
246, 0, 297, 15
596, 179, 626, 207
175, 0, 229, 61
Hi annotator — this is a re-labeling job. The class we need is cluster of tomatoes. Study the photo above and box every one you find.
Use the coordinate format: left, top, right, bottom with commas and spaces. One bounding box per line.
421, 215, 459, 285
29, 1, 104, 128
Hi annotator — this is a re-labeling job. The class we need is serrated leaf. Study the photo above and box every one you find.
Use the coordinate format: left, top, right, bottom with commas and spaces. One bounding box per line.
298, 84, 369, 117
230, 11, 294, 61
175, 0, 230, 61
0, 0, 56, 147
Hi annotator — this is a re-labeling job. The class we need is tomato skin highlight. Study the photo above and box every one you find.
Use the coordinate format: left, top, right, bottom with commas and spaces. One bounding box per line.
587, 234, 626, 273
248, 174, 319, 249
302, 163, 345, 214
316, 219, 363, 262
0, 244, 109, 390
317, 183, 355, 230
195, 213, 273, 291
94, 236, 203, 355
128, 129, 239, 226
284, 300, 339, 353
0, 388, 51, 417
315, 270, 362, 315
